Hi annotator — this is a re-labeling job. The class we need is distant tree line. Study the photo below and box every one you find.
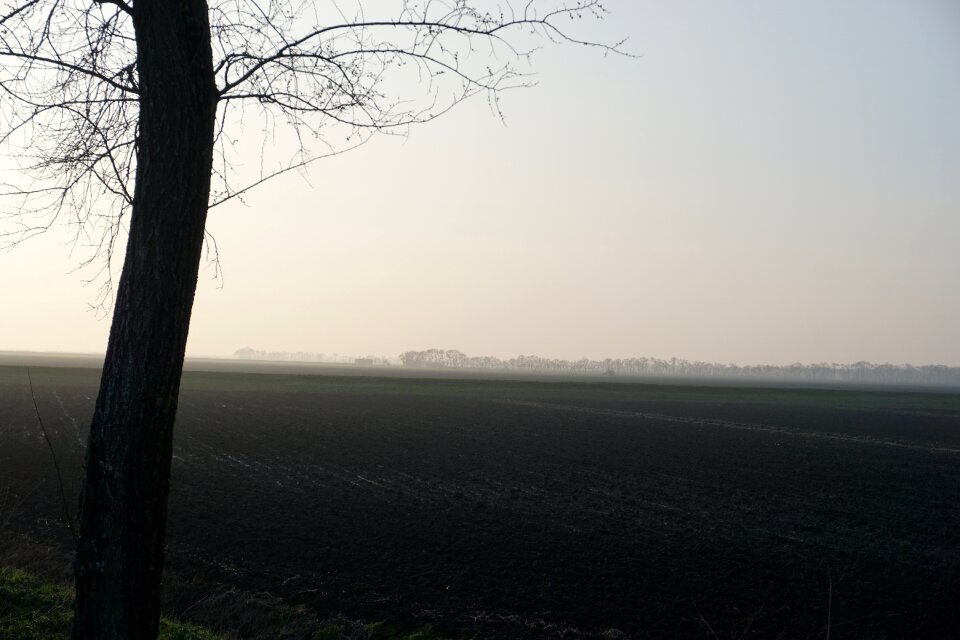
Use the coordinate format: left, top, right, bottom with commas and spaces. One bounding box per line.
233, 346, 960, 386
233, 348, 391, 365
397, 349, 960, 386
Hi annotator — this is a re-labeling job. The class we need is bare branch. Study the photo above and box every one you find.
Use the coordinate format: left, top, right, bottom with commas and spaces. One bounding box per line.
208, 134, 371, 208
0, 49, 138, 94
2, 0, 623, 294
25, 368, 79, 544
92, 0, 131, 17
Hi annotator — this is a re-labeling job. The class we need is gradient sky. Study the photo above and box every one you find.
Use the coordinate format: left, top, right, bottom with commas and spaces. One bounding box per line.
2, 0, 958, 365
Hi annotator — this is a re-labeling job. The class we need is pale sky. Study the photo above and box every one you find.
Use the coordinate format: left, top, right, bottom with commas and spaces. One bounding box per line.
2, 0, 959, 365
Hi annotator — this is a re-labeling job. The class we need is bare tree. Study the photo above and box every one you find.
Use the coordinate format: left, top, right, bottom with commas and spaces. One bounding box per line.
0, 1, 622, 638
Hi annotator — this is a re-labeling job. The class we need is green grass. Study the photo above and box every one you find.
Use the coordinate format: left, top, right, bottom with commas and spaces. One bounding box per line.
0, 567, 72, 640
0, 569, 448, 640
0, 568, 221, 640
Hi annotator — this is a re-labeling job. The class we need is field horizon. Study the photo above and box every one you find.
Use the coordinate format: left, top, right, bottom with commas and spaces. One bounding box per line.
3, 350, 959, 394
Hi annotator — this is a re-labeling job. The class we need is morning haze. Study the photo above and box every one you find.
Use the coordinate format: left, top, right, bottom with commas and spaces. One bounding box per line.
2, 0, 958, 366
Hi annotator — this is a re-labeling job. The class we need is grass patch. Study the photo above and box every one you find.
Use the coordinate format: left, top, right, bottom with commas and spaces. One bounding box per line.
0, 567, 221, 640
1, 569, 448, 640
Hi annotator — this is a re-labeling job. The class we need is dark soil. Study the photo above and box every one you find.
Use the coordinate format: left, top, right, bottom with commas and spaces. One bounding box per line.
2, 366, 958, 639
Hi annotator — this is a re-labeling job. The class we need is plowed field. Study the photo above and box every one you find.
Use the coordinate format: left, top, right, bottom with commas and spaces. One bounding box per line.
2, 365, 958, 639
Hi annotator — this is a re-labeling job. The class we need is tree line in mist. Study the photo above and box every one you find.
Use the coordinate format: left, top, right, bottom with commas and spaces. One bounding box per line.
235, 347, 960, 386
398, 349, 960, 385
233, 348, 392, 365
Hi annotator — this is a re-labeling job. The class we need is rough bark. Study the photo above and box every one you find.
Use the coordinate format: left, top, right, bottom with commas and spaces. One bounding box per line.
72, 0, 217, 637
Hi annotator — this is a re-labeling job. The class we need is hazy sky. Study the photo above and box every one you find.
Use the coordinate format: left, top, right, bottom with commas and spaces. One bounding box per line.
2, 0, 958, 365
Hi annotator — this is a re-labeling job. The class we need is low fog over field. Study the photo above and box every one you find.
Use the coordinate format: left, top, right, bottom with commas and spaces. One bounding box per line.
237, 347, 960, 388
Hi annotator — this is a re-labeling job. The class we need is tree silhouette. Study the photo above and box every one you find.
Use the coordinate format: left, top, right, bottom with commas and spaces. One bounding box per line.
0, 0, 621, 637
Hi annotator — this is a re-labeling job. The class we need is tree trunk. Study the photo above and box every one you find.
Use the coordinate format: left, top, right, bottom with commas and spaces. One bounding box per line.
73, 0, 217, 637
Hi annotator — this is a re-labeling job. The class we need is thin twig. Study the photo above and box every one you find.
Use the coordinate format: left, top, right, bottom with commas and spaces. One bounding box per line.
826, 570, 833, 640
736, 606, 763, 640
693, 601, 721, 640
26, 368, 79, 544
180, 593, 213, 617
